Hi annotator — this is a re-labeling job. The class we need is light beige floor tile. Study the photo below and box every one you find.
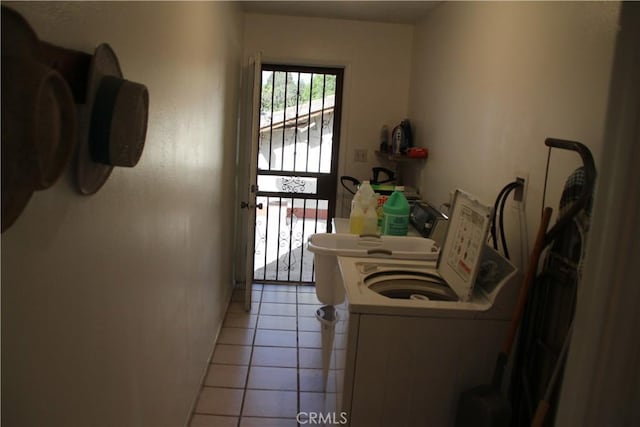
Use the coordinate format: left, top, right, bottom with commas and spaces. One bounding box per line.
218, 327, 255, 346
205, 364, 248, 388
247, 366, 298, 391
297, 292, 321, 304
196, 387, 244, 416
299, 348, 323, 369
242, 389, 298, 418
261, 284, 297, 293
190, 414, 238, 427
299, 391, 326, 413
212, 345, 252, 365
255, 329, 297, 347
240, 417, 298, 427
251, 346, 297, 367
260, 302, 297, 317
223, 312, 258, 329
257, 315, 297, 331
261, 291, 297, 304
190, 285, 353, 424
297, 316, 321, 332
298, 331, 321, 348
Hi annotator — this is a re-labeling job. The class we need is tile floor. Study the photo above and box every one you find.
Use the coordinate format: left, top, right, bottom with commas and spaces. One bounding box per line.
189, 283, 330, 427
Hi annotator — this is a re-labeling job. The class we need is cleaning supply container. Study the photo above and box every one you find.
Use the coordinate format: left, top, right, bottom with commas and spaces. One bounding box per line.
363, 197, 379, 235
349, 200, 365, 234
382, 186, 410, 236
355, 180, 375, 204
349, 181, 377, 234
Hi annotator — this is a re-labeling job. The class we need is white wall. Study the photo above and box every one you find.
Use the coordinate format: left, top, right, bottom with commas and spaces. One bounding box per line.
557, 5, 640, 424
243, 14, 413, 217
1, 2, 243, 426
408, 2, 620, 268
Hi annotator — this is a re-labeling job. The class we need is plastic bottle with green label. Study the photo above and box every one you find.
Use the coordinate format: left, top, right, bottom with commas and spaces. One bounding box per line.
382, 186, 410, 236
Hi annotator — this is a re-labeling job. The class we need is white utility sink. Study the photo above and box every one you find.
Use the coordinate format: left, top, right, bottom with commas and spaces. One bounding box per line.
307, 233, 439, 305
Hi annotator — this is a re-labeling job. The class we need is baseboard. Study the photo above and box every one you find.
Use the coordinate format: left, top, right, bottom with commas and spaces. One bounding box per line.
184, 282, 235, 426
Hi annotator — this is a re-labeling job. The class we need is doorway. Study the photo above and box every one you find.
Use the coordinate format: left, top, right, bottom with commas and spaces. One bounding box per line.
252, 64, 344, 284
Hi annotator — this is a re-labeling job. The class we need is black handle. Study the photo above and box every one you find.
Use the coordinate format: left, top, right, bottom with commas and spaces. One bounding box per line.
340, 176, 360, 195
371, 167, 395, 185
544, 138, 596, 245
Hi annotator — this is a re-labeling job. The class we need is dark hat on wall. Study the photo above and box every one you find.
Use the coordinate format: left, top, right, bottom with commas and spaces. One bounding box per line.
76, 43, 149, 195
1, 6, 150, 232
1, 6, 77, 232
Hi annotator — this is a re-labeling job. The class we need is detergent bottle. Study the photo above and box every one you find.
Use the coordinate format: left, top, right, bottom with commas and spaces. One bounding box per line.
349, 191, 362, 234
382, 186, 410, 236
350, 181, 376, 235
357, 180, 375, 203
363, 197, 379, 235
349, 200, 365, 234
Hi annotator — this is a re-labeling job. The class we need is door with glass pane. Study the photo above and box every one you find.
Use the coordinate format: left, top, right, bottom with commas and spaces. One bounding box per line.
252, 64, 343, 283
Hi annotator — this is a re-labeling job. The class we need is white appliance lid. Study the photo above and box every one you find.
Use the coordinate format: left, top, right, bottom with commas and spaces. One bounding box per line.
437, 189, 493, 301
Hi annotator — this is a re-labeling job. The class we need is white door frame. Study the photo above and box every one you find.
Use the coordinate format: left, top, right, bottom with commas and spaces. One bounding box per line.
233, 52, 262, 311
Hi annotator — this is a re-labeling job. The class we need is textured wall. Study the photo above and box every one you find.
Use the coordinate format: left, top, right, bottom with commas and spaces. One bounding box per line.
1, 2, 243, 426
408, 1, 620, 268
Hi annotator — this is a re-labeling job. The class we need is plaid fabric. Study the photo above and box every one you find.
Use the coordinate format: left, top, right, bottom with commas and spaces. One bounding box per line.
556, 166, 594, 276
559, 166, 589, 216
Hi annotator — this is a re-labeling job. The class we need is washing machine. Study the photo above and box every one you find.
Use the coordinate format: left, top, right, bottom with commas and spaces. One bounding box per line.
324, 190, 522, 427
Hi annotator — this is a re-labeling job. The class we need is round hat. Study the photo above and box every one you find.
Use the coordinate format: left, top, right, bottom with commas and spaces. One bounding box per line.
1, 6, 76, 232
76, 43, 149, 195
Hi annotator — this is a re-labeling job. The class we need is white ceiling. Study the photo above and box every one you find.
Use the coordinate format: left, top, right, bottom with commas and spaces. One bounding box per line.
241, 1, 440, 25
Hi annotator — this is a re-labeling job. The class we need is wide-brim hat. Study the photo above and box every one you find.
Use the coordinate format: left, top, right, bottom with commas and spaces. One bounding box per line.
76, 43, 149, 195
1, 6, 77, 232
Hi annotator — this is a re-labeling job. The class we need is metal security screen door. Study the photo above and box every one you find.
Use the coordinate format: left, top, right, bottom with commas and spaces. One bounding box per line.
253, 64, 343, 283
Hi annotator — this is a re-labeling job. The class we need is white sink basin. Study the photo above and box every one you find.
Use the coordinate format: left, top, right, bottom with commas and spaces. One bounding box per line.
307, 233, 439, 305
